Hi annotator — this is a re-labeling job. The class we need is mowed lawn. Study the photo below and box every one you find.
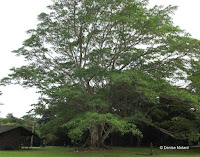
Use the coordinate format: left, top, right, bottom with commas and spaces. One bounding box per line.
0, 146, 199, 157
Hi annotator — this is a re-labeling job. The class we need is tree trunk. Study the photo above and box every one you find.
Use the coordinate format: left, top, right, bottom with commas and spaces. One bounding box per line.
83, 124, 111, 149
30, 123, 35, 147
150, 142, 154, 155
90, 125, 99, 148
30, 135, 34, 147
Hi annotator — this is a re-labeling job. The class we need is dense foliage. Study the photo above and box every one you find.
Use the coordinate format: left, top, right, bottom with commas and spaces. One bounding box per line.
1, 0, 200, 148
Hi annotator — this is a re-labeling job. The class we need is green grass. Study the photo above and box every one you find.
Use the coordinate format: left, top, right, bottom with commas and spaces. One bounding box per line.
0, 146, 199, 157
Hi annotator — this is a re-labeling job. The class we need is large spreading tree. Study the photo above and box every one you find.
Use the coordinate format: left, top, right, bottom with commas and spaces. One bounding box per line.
1, 0, 200, 148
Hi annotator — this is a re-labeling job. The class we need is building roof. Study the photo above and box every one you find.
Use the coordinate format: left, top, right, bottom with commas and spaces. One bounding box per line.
0, 125, 33, 136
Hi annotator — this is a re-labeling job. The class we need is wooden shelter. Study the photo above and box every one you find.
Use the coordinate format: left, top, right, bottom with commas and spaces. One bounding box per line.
0, 125, 33, 150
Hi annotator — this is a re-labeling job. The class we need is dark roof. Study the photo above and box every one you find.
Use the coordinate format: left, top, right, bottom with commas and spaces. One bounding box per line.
0, 125, 19, 134
0, 125, 33, 136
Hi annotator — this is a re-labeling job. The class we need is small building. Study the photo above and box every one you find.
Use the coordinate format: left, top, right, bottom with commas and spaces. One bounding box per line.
0, 125, 33, 150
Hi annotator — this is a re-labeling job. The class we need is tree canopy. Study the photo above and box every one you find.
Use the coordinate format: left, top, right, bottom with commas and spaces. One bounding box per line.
1, 0, 200, 149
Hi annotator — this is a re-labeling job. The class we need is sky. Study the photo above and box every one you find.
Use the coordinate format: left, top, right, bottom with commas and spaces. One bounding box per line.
0, 0, 200, 118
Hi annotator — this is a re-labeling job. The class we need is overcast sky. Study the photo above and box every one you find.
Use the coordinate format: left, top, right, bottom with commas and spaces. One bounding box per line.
0, 0, 200, 118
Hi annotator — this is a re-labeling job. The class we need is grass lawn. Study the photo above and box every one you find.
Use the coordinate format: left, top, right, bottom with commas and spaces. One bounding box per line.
0, 146, 199, 157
